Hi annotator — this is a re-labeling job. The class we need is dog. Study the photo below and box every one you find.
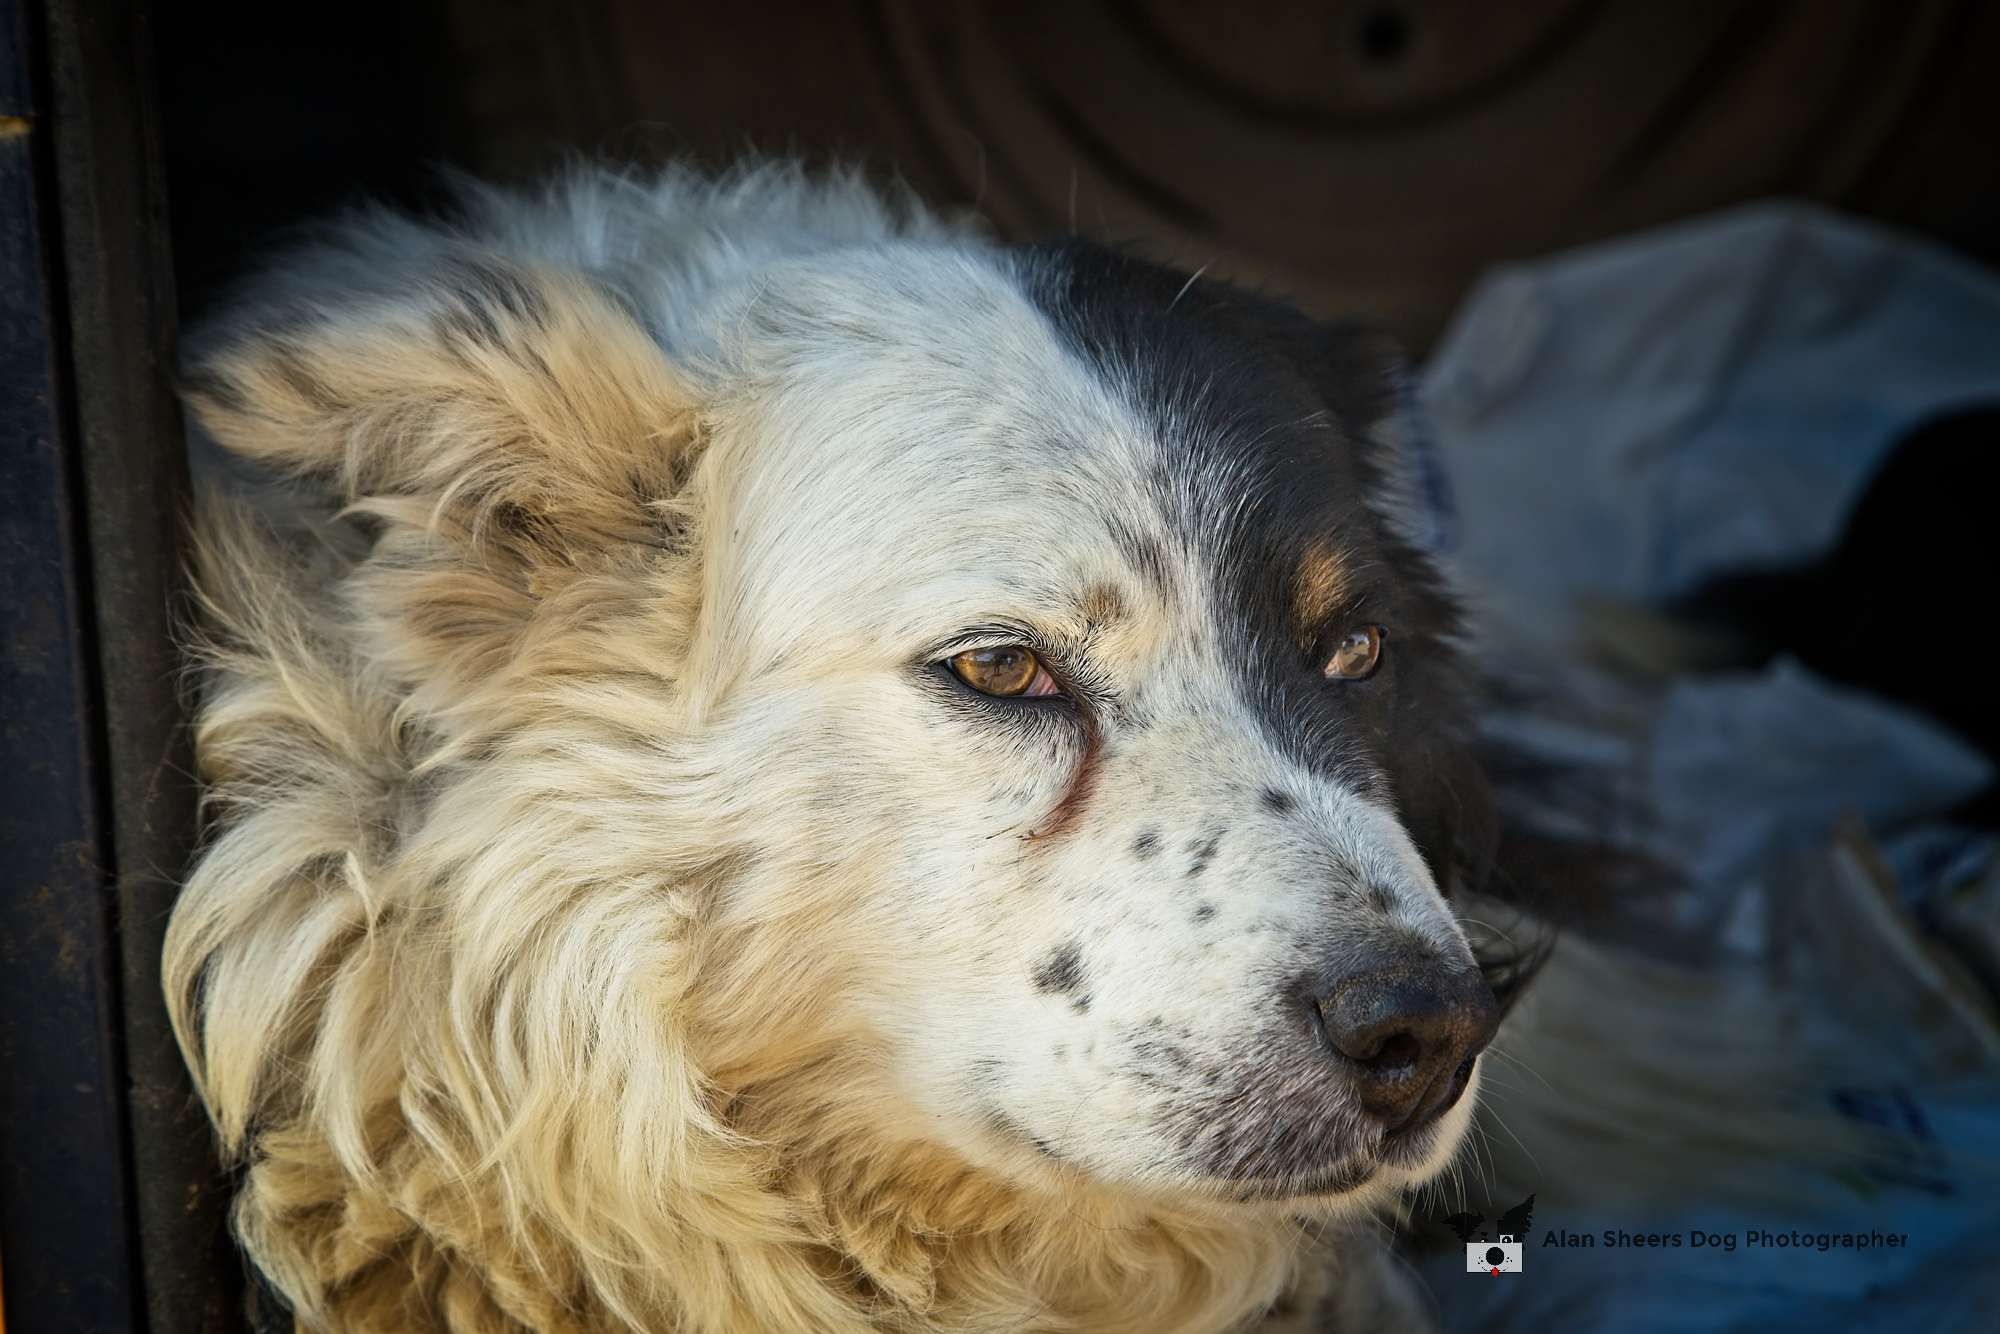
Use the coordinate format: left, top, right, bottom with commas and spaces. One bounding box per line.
165, 163, 1521, 1332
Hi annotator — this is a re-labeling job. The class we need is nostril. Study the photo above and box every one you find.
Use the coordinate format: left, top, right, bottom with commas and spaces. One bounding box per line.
1372, 1030, 1421, 1071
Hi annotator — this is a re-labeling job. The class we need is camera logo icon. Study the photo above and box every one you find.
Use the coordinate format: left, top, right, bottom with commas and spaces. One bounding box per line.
1465, 1235, 1524, 1275
1442, 1194, 1533, 1276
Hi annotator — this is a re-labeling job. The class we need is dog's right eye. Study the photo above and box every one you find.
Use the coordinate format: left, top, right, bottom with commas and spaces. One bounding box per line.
948, 646, 1060, 698
1323, 625, 1386, 681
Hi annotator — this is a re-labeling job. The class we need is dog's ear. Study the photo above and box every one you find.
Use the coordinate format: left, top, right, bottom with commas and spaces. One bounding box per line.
1262, 315, 1407, 445
182, 251, 698, 552
1193, 280, 1405, 439
182, 243, 704, 704
1232, 305, 1455, 554
1188, 276, 1456, 559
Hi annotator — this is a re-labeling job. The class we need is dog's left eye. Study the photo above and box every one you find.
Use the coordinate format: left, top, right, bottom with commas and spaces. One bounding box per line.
948, 646, 1062, 698
1323, 625, 1386, 681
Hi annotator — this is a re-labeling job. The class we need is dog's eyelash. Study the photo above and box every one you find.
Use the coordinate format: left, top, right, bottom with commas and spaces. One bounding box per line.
942, 633, 1047, 660
929, 621, 1065, 659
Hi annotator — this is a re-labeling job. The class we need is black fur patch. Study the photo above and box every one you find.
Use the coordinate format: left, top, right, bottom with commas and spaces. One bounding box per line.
1033, 940, 1089, 1013
1132, 828, 1161, 860
1260, 787, 1296, 815
1024, 240, 1495, 911
1186, 830, 1222, 878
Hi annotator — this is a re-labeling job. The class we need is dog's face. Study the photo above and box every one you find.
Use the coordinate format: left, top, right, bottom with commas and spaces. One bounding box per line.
690, 241, 1498, 1204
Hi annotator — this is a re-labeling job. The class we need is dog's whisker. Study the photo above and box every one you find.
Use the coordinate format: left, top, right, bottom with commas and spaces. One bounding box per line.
1167, 262, 1213, 313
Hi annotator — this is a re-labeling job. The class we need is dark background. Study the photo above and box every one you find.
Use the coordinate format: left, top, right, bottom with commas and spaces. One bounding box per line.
6, 2, 2000, 1332
160, 0, 2000, 348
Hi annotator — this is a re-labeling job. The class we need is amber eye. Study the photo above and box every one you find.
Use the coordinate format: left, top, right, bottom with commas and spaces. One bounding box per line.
948, 646, 1060, 698
1324, 625, 1386, 681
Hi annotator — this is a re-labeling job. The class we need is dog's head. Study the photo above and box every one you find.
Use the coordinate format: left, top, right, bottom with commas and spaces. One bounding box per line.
179, 188, 1501, 1231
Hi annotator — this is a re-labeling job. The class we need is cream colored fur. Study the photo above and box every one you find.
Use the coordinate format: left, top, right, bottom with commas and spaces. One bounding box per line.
165, 166, 1465, 1333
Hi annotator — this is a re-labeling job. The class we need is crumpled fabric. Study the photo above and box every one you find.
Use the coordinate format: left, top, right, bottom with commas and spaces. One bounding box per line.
1420, 202, 2000, 646
1403, 203, 2000, 1333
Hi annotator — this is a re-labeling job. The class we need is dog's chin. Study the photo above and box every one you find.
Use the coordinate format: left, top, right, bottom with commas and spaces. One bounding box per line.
1204, 1158, 1386, 1207
1193, 1061, 1485, 1209
978, 1064, 1483, 1213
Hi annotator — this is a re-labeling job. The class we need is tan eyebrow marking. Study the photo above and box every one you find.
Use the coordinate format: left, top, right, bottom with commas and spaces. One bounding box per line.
1290, 539, 1351, 650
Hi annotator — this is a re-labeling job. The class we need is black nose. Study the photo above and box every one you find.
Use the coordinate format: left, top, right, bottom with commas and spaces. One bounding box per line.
1315, 957, 1499, 1132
